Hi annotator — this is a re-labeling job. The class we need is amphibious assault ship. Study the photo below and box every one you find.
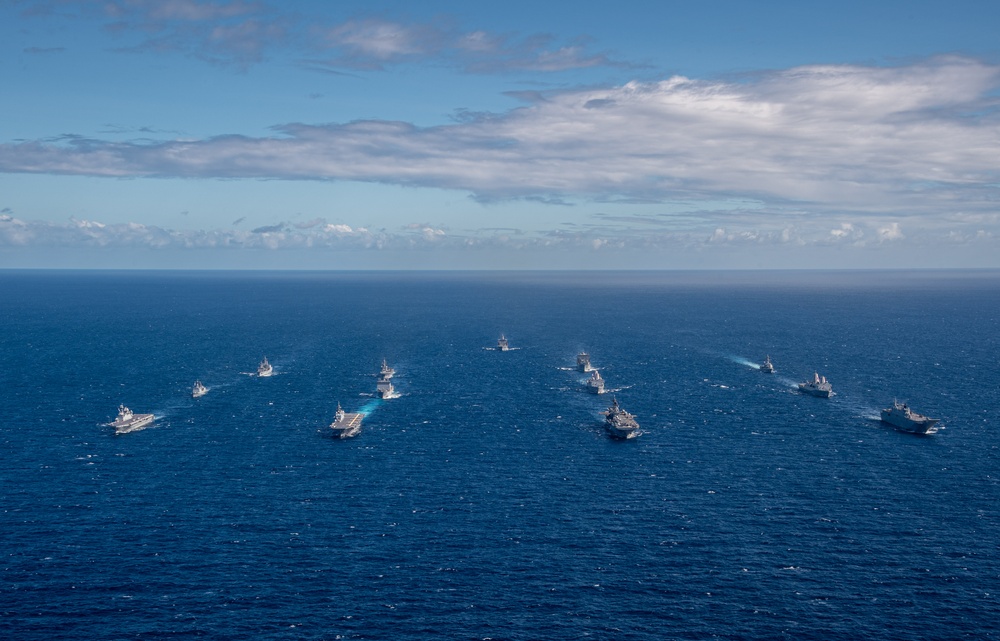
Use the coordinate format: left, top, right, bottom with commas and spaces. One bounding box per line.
603, 397, 639, 439
330, 402, 363, 438
108, 405, 154, 434
881, 400, 939, 434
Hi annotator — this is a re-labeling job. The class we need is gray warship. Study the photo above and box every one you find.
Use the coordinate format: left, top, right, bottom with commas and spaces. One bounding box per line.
760, 355, 775, 374
603, 397, 640, 439
376, 378, 395, 398
497, 335, 509, 351
330, 402, 363, 438
586, 369, 606, 394
881, 400, 939, 434
798, 372, 833, 398
577, 352, 592, 372
379, 359, 395, 380
257, 356, 273, 377
192, 380, 208, 398
108, 404, 154, 434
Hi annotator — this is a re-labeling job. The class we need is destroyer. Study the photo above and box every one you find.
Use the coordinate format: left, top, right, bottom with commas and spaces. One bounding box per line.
108, 405, 154, 434
586, 369, 606, 394
497, 335, 510, 351
330, 402, 363, 438
257, 357, 273, 377
192, 380, 208, 398
379, 359, 395, 380
577, 352, 593, 372
881, 400, 939, 434
760, 355, 775, 374
798, 372, 833, 398
603, 397, 640, 439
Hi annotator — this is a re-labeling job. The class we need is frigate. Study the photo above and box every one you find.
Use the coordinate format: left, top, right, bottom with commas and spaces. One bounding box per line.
379, 359, 395, 380
192, 380, 208, 398
257, 356, 273, 377
577, 352, 592, 372
760, 355, 775, 373
497, 335, 509, 351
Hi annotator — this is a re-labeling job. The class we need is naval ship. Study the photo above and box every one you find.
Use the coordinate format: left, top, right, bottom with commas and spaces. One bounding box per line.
497, 335, 509, 351
586, 369, 605, 394
379, 359, 395, 380
257, 357, 273, 377
881, 400, 939, 434
377, 377, 396, 399
577, 352, 592, 372
760, 355, 775, 373
192, 380, 208, 398
798, 372, 833, 397
330, 402, 363, 438
603, 398, 640, 439
108, 405, 154, 434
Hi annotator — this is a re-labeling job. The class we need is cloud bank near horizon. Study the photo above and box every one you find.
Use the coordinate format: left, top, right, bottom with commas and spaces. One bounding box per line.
3, 57, 998, 222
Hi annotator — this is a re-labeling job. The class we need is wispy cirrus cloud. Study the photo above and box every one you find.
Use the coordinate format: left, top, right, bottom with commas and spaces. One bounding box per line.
16, 1, 626, 72
308, 18, 626, 73
3, 57, 998, 223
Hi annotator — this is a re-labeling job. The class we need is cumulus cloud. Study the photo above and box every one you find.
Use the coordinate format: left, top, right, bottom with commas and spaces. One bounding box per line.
2, 57, 997, 224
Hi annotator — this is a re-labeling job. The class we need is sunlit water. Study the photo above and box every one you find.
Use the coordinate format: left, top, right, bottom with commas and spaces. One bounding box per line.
2, 270, 998, 640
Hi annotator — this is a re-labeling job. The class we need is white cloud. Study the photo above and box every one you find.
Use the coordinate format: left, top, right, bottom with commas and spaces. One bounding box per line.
1, 57, 999, 224
877, 222, 904, 242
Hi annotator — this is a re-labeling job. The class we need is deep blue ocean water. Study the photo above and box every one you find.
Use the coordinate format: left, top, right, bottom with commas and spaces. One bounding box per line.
1, 269, 998, 640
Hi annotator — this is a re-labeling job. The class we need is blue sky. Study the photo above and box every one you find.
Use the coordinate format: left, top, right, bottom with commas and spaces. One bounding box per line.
1, 0, 999, 269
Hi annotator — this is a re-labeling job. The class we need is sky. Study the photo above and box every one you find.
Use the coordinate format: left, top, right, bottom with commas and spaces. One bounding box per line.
1, 0, 999, 270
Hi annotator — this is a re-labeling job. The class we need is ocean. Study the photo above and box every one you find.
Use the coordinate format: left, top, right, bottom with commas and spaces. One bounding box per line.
1, 269, 998, 640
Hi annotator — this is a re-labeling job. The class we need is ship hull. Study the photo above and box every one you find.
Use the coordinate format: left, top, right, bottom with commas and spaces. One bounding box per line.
605, 423, 638, 439
587, 384, 605, 395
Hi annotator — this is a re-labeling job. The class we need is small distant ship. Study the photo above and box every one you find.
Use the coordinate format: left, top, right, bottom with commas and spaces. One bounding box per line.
798, 372, 833, 398
881, 400, 939, 434
760, 355, 775, 374
577, 352, 592, 372
108, 405, 154, 434
379, 359, 395, 380
603, 397, 640, 439
377, 377, 395, 399
497, 335, 509, 351
586, 369, 606, 394
329, 402, 363, 438
257, 357, 273, 377
192, 380, 208, 398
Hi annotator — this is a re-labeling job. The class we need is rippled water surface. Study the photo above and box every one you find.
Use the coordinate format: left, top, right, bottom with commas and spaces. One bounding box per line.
2, 270, 998, 639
